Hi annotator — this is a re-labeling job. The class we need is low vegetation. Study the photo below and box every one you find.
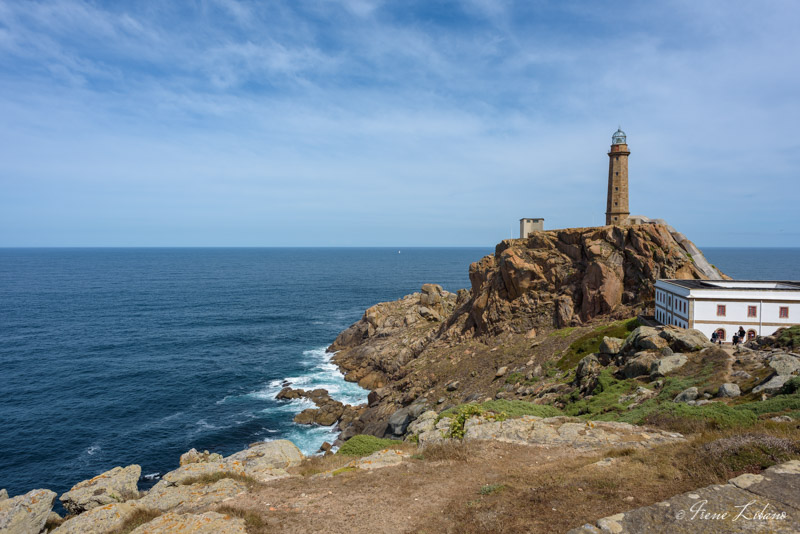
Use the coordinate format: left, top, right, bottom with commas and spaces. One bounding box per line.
215, 504, 269, 534
108, 508, 162, 534
774, 325, 800, 350
336, 435, 401, 457
556, 317, 640, 371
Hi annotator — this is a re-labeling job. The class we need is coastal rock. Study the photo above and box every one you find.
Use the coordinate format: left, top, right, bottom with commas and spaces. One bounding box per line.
717, 383, 741, 398
658, 326, 712, 352
0, 489, 6, 501
158, 440, 301, 489
60, 464, 141, 515
622, 352, 658, 378
462, 416, 683, 449
138, 479, 247, 513
406, 410, 437, 437
753, 374, 793, 394
599, 336, 624, 355
576, 354, 602, 391
179, 448, 223, 466
0, 489, 57, 534
768, 353, 800, 376
495, 366, 508, 378
387, 402, 428, 437
621, 326, 668, 354
673, 387, 699, 403
459, 224, 722, 336
129, 511, 247, 534
53, 502, 139, 534
649, 354, 688, 377
354, 449, 409, 470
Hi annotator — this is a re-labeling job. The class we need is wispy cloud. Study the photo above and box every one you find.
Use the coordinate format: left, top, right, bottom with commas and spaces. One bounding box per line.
0, 1, 798, 246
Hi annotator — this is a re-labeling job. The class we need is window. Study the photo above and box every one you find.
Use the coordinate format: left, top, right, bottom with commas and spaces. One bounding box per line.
780, 306, 789, 319
716, 328, 726, 341
615, 172, 619, 176
717, 305, 726, 317
748, 306, 757, 318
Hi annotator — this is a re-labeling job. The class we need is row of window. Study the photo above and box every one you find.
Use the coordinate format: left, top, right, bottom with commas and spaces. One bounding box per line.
655, 308, 687, 328
716, 304, 789, 318
656, 291, 688, 315
714, 328, 757, 342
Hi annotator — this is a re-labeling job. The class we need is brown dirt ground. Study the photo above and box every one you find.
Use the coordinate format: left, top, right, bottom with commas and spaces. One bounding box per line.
215, 429, 796, 534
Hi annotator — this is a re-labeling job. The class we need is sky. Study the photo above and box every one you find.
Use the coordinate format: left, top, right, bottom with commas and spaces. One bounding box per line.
1, 0, 799, 247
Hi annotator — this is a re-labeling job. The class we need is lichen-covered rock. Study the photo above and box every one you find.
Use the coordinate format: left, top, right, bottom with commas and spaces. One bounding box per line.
717, 383, 741, 398
0, 489, 57, 534
768, 353, 800, 376
599, 336, 624, 355
130, 511, 247, 534
754, 374, 793, 394
461, 416, 683, 449
138, 479, 247, 513
621, 326, 669, 354
159, 440, 301, 489
622, 352, 658, 378
0, 489, 7, 501
354, 449, 408, 470
658, 326, 713, 352
649, 353, 688, 377
60, 465, 140, 515
179, 448, 223, 466
673, 387, 699, 403
53, 502, 139, 534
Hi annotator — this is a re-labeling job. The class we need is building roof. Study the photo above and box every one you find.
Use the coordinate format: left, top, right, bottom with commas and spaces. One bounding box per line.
658, 279, 800, 291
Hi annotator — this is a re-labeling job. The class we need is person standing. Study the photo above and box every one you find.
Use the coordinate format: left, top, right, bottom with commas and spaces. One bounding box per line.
738, 326, 746, 341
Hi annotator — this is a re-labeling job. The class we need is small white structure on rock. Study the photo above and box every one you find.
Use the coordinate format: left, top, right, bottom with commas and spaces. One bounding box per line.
654, 279, 800, 342
519, 218, 544, 238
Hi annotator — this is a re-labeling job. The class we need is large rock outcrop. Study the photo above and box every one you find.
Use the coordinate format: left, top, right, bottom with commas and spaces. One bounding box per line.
455, 224, 725, 336
59, 464, 141, 515
0, 489, 57, 534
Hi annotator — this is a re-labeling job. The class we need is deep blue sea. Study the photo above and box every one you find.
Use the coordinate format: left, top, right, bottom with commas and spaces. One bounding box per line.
1, 247, 798, 500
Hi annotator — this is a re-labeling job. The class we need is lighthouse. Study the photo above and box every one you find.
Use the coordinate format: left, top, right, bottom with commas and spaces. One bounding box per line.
606, 128, 630, 225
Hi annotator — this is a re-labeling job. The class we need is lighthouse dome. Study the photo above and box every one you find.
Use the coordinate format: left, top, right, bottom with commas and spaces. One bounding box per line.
612, 128, 626, 145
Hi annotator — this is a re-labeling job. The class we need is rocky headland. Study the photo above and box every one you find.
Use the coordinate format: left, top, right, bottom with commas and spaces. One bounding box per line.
4, 223, 799, 534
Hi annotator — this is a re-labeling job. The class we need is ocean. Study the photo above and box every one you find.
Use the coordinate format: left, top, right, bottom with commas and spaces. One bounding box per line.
1, 246, 798, 499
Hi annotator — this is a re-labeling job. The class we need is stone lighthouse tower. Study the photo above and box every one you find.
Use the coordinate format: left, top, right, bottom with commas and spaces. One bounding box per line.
605, 128, 630, 225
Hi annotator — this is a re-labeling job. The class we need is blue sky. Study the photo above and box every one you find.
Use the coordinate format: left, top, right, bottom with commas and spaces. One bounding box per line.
1, 1, 798, 247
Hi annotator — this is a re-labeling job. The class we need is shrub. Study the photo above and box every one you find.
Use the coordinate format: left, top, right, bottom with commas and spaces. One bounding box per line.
779, 377, 800, 396
774, 326, 800, 349
336, 435, 401, 457
215, 505, 267, 532
700, 433, 800, 475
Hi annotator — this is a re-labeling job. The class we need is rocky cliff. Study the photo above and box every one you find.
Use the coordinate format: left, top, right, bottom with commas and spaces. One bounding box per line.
325, 223, 727, 440
450, 223, 725, 337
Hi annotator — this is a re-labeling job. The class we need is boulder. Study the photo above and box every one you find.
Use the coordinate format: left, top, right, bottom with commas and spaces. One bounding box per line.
768, 353, 800, 376
406, 410, 437, 437
599, 337, 624, 355
179, 448, 222, 466
387, 402, 428, 436
621, 327, 668, 354
354, 449, 408, 470
138, 479, 247, 513
0, 489, 6, 501
649, 354, 688, 377
673, 387, 699, 403
445, 380, 460, 391
717, 383, 741, 398
53, 502, 139, 534
576, 354, 602, 381
129, 511, 247, 534
60, 464, 141, 515
658, 326, 712, 352
0, 489, 57, 534
622, 352, 658, 378
753, 374, 793, 394
495, 366, 508, 378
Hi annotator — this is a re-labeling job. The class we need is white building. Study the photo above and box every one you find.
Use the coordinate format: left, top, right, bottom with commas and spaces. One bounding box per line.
654, 279, 800, 342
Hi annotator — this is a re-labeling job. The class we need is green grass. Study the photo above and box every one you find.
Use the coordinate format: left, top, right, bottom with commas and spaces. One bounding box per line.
479, 483, 506, 495
438, 400, 563, 439
336, 435, 401, 457
331, 466, 358, 476
556, 318, 640, 372
550, 326, 577, 338
178, 471, 262, 489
